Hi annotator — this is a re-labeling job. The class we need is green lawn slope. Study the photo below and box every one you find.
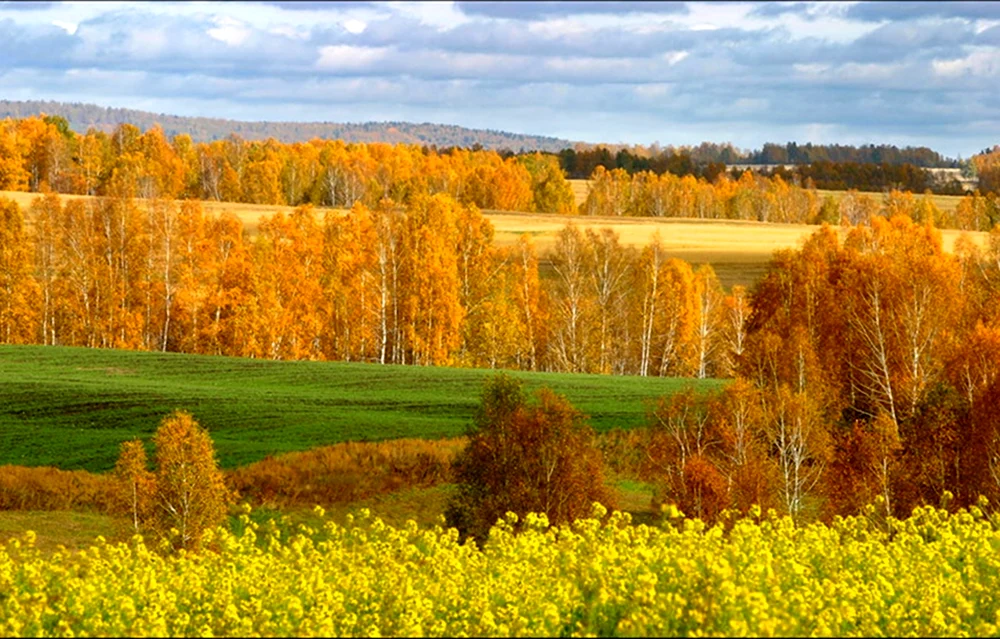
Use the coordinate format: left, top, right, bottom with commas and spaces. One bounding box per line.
0, 345, 724, 472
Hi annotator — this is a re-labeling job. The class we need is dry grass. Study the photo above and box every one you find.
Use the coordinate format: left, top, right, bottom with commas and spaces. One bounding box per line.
0, 465, 115, 511
490, 210, 987, 288
229, 437, 464, 508
815, 188, 963, 213
569, 178, 590, 208
568, 180, 965, 214
0, 479, 658, 553
0, 511, 115, 553
0, 190, 345, 235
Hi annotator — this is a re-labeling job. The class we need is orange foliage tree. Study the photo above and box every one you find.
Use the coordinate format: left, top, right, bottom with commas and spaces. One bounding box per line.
150, 411, 232, 550
0, 197, 38, 343
112, 439, 155, 537
446, 374, 615, 542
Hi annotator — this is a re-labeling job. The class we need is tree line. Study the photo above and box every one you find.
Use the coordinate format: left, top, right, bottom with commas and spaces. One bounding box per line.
4, 114, 1000, 229
558, 141, 960, 177
0, 100, 575, 151
4, 114, 998, 224
556, 146, 969, 194
0, 192, 747, 376
0, 115, 576, 214
745, 141, 958, 167
581, 166, 1000, 230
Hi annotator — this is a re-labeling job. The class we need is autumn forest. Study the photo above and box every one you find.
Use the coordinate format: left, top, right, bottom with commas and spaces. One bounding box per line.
1, 111, 1000, 527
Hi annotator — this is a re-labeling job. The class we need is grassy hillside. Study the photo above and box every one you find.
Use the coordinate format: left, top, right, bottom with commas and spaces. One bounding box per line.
0, 345, 723, 473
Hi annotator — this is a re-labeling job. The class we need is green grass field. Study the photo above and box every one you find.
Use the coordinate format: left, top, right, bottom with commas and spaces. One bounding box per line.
0, 345, 723, 472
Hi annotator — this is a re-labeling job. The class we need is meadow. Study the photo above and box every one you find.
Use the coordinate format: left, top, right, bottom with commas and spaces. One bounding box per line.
566, 179, 966, 213
0, 344, 722, 472
815, 187, 963, 214
0, 189, 296, 235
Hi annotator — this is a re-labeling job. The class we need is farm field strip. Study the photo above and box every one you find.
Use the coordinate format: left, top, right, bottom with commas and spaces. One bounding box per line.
0, 345, 722, 472
815, 187, 963, 213
567, 179, 966, 212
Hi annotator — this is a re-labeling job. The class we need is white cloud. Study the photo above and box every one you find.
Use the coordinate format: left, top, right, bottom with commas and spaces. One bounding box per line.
663, 50, 689, 66
51, 20, 78, 35
316, 44, 390, 71
975, 19, 1000, 35
207, 16, 251, 47
129, 27, 169, 59
634, 83, 671, 99
269, 25, 309, 40
527, 18, 591, 38
793, 63, 830, 75
932, 49, 1000, 78
342, 19, 367, 35
834, 61, 907, 82
384, 1, 469, 31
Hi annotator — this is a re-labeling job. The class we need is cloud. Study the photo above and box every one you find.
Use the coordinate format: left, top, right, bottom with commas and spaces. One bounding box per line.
207, 17, 252, 47
262, 1, 378, 11
316, 44, 389, 71
0, 1, 58, 9
50, 20, 76, 35
846, 1, 1000, 22
454, 2, 689, 20
933, 49, 1000, 78
342, 18, 367, 34
976, 24, 1000, 45
0, 1, 996, 158
747, 2, 813, 19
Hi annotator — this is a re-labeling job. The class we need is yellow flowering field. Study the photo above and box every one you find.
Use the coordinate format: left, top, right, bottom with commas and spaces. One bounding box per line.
2, 503, 1000, 637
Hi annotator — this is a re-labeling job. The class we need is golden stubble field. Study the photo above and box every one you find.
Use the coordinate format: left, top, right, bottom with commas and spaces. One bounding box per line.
0, 190, 294, 234
3, 188, 985, 289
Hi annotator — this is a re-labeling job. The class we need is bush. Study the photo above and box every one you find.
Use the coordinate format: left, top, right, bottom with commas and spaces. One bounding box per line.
445, 374, 616, 542
0, 465, 113, 511
229, 437, 463, 507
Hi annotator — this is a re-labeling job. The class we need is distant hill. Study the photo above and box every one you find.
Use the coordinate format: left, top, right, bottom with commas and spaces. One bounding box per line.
0, 100, 578, 152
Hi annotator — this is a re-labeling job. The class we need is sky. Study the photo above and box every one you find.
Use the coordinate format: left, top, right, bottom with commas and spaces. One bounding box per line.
0, 1, 998, 158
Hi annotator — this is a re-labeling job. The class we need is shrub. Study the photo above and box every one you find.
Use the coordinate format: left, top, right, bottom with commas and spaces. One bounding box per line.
229, 437, 462, 507
445, 374, 616, 542
0, 465, 113, 511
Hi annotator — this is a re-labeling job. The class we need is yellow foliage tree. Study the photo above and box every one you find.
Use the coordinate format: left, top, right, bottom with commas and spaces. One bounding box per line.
151, 411, 232, 550
0, 197, 39, 344
112, 439, 155, 537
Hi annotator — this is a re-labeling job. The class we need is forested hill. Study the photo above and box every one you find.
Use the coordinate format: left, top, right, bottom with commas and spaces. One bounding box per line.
0, 100, 577, 152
